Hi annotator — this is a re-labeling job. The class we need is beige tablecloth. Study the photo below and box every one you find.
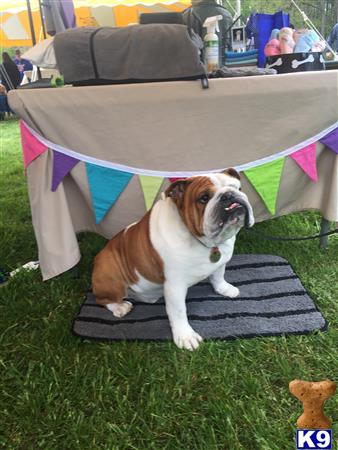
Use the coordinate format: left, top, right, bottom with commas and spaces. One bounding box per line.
8, 71, 338, 280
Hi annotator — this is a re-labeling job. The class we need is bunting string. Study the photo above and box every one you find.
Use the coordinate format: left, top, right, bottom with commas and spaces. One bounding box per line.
20, 120, 338, 222
20, 120, 338, 177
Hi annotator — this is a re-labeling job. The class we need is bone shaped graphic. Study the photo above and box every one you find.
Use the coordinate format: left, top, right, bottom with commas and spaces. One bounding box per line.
292, 54, 314, 69
289, 379, 336, 429
266, 57, 283, 69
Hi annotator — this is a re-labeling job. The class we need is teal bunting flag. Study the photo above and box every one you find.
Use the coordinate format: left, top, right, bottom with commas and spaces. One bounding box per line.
85, 163, 133, 224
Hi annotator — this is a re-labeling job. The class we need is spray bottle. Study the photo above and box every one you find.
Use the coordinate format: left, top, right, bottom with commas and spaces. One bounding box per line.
203, 15, 223, 73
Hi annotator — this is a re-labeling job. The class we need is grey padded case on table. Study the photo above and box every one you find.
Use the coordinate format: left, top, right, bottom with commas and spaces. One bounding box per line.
54, 24, 206, 86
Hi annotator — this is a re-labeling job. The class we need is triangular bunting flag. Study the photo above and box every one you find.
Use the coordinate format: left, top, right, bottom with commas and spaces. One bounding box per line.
85, 163, 133, 224
244, 158, 285, 215
52, 151, 80, 191
20, 121, 48, 168
319, 128, 338, 154
139, 175, 164, 210
169, 177, 183, 183
290, 143, 318, 182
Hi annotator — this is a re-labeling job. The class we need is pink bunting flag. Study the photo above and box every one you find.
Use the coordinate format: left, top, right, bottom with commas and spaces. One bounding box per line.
290, 142, 318, 182
20, 121, 48, 168
169, 177, 184, 183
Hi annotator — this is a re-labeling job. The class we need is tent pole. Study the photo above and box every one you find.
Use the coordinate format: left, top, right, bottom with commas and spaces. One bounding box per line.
38, 0, 47, 39
223, 0, 237, 17
26, 0, 42, 80
290, 0, 337, 56
26, 0, 37, 46
235, 0, 241, 24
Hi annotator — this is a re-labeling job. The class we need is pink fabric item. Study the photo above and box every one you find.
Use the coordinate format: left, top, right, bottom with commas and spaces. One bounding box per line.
279, 27, 295, 54
264, 39, 281, 56
168, 177, 184, 183
20, 120, 48, 168
312, 41, 326, 52
290, 143, 318, 183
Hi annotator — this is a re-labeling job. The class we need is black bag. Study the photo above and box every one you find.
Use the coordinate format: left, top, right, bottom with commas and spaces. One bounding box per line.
139, 12, 184, 25
53, 24, 207, 86
182, 1, 234, 61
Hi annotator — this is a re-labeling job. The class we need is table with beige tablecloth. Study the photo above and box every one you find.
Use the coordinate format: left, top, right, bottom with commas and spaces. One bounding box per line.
8, 70, 338, 280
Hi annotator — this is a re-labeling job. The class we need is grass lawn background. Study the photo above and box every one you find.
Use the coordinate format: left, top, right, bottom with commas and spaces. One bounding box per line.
0, 118, 337, 450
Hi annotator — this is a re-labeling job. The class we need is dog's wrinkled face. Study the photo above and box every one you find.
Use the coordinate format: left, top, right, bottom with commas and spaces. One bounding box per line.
165, 169, 254, 244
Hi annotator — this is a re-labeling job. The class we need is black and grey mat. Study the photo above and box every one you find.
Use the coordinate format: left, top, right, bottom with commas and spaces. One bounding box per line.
72, 255, 327, 342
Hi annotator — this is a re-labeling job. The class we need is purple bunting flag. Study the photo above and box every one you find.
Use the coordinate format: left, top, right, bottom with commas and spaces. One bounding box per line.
52, 151, 79, 191
319, 127, 338, 154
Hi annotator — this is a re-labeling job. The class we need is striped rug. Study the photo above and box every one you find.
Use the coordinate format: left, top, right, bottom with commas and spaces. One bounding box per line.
72, 255, 326, 341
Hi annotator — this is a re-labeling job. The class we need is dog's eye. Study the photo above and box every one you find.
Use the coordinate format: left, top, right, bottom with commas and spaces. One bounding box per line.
239, 187, 242, 191
198, 194, 210, 204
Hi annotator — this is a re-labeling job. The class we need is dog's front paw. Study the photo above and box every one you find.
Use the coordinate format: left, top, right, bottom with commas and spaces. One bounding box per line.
215, 282, 240, 298
173, 327, 203, 351
106, 300, 133, 318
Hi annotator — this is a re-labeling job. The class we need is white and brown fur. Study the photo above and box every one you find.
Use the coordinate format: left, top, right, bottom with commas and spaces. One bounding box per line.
92, 169, 254, 350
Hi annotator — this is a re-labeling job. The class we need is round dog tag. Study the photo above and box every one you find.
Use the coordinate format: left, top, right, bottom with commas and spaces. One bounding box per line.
210, 247, 221, 263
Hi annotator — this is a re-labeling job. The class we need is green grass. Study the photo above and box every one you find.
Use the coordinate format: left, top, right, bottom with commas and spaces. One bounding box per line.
0, 118, 337, 450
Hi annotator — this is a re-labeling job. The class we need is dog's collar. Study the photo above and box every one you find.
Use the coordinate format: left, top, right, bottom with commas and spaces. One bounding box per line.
193, 235, 222, 263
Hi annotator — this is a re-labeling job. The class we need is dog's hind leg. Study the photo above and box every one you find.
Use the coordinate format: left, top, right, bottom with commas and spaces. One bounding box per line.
106, 300, 133, 318
92, 251, 133, 318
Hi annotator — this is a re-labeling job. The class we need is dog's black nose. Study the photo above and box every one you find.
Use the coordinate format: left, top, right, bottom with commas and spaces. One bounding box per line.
219, 193, 236, 205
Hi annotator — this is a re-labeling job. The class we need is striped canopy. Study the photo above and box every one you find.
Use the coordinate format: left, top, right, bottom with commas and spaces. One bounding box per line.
0, 0, 191, 48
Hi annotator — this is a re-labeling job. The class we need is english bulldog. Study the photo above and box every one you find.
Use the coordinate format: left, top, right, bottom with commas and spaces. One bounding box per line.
92, 169, 254, 350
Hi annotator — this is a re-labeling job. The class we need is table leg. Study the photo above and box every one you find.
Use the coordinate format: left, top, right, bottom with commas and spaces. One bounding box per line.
320, 217, 330, 249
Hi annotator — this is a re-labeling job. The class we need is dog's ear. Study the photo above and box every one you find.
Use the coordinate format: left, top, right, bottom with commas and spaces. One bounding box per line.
165, 179, 190, 207
222, 167, 241, 180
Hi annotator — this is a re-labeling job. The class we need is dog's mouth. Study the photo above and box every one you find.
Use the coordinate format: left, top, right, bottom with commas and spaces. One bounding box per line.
217, 201, 246, 229
225, 201, 243, 214
204, 193, 254, 241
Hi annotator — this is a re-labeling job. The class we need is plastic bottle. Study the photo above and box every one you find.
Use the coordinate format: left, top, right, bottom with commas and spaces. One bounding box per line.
203, 15, 223, 73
